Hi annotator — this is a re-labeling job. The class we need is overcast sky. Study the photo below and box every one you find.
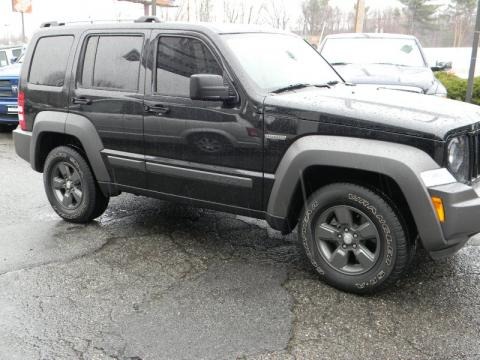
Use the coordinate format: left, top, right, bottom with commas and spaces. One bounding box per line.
0, 0, 444, 43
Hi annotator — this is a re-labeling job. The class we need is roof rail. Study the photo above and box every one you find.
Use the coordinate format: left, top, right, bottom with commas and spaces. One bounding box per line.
40, 21, 65, 28
134, 16, 160, 23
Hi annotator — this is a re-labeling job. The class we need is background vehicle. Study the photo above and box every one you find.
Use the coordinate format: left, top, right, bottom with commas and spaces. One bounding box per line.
13, 20, 480, 294
319, 33, 448, 97
0, 54, 22, 132
0, 45, 24, 67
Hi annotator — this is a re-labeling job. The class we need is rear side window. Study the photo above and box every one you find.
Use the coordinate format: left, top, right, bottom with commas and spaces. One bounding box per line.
80, 35, 143, 91
156, 37, 222, 97
29, 36, 73, 87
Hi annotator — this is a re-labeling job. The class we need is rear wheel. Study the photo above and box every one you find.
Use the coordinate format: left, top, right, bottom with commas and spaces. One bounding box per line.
43, 146, 109, 223
298, 183, 411, 294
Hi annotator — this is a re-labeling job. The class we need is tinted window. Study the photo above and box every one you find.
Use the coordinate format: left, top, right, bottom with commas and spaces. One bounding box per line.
156, 37, 222, 97
12, 48, 22, 58
29, 36, 73, 87
81, 35, 143, 91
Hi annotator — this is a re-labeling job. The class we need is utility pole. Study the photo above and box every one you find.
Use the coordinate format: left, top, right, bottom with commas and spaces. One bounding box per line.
21, 12, 26, 43
467, 0, 480, 103
355, 0, 365, 33
151, 0, 156, 16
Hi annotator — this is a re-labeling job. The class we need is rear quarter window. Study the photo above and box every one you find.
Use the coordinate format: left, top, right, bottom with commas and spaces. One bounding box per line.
29, 36, 74, 87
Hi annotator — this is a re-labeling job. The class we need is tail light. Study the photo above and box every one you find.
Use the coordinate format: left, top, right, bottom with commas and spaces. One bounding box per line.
18, 90, 26, 130
246, 127, 259, 137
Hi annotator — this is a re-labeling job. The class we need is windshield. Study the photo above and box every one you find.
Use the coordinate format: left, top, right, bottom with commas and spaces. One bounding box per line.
223, 33, 341, 92
321, 38, 426, 68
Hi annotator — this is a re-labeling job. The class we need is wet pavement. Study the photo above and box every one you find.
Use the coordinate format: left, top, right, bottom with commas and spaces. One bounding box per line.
0, 131, 479, 360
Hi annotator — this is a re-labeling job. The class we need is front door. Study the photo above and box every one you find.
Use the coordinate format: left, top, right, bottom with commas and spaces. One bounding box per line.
144, 32, 264, 211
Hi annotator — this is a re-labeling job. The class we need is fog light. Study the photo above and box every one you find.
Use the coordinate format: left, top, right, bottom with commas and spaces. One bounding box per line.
431, 196, 445, 223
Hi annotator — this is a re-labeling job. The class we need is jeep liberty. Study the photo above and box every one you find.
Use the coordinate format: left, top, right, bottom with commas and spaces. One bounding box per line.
13, 18, 480, 293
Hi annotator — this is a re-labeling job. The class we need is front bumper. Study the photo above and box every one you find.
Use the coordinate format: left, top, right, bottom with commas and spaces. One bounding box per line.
423, 170, 480, 258
0, 100, 19, 125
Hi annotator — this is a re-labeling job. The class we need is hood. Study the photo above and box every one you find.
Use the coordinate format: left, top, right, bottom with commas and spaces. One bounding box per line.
0, 63, 21, 78
264, 84, 480, 141
333, 63, 435, 93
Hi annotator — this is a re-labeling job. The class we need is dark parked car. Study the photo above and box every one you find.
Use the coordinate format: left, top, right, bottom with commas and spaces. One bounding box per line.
0, 54, 22, 131
319, 33, 448, 96
13, 19, 480, 293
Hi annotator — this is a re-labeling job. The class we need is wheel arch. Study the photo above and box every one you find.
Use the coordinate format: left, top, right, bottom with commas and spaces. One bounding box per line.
266, 136, 445, 252
30, 111, 112, 185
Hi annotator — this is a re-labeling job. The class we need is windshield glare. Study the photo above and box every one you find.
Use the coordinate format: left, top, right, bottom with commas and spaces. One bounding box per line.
223, 33, 341, 92
321, 38, 426, 68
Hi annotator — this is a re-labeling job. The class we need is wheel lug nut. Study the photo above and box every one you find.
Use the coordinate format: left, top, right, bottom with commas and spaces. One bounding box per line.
353, 244, 357, 249
354, 234, 358, 238
337, 234, 342, 238
344, 228, 349, 232
342, 244, 347, 249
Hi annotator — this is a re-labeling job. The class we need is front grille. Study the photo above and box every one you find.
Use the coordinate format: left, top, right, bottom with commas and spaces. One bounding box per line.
469, 131, 480, 181
0, 80, 13, 97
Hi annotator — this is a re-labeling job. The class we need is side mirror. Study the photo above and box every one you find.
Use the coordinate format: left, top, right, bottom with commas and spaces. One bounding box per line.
431, 61, 453, 72
10, 57, 17, 64
190, 74, 230, 101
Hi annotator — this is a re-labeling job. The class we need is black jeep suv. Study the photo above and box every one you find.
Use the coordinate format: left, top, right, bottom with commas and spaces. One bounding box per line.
13, 18, 480, 293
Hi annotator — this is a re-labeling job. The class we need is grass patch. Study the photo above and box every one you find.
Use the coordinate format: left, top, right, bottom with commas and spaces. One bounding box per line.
435, 72, 480, 105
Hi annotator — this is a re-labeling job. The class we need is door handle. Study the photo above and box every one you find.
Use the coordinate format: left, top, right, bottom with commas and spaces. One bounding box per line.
72, 97, 92, 105
145, 104, 170, 115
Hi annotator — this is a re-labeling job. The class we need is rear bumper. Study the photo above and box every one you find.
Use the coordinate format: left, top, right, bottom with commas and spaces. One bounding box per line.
13, 128, 31, 163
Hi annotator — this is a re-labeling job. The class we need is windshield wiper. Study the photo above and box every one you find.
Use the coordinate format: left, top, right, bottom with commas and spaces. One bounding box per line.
330, 62, 350, 66
272, 82, 337, 94
272, 83, 312, 94
372, 62, 409, 67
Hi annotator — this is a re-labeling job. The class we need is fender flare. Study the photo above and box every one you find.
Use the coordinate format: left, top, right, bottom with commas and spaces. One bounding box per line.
31, 111, 111, 183
266, 135, 447, 252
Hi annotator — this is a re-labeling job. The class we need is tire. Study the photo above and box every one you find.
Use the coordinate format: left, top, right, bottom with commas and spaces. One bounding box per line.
298, 183, 411, 294
43, 146, 109, 223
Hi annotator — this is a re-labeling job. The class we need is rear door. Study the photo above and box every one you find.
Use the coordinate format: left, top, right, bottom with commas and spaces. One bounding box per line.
70, 30, 149, 189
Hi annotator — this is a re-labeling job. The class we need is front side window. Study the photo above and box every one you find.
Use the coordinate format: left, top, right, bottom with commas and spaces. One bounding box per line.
156, 36, 222, 97
321, 38, 426, 68
80, 35, 143, 91
29, 36, 73, 86
223, 33, 341, 92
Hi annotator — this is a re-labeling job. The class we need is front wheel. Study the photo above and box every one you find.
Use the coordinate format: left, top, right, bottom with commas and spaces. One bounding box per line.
298, 183, 412, 294
43, 146, 109, 223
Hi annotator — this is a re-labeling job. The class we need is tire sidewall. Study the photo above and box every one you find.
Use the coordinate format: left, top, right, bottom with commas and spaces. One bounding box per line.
300, 185, 398, 292
44, 149, 91, 220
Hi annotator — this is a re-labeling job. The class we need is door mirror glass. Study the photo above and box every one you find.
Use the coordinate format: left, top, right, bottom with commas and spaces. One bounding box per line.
190, 74, 230, 101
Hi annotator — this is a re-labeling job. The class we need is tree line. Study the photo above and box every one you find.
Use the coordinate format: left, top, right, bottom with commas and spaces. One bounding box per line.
159, 0, 477, 48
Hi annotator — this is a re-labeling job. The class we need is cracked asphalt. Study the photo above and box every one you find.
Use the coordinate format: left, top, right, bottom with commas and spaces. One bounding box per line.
1, 131, 480, 360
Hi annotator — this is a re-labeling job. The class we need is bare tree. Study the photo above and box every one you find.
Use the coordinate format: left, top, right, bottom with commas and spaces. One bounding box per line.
198, 0, 214, 22
263, 0, 290, 30
300, 0, 330, 36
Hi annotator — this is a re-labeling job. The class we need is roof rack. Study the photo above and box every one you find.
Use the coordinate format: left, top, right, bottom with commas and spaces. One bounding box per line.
40, 21, 65, 28
134, 16, 160, 23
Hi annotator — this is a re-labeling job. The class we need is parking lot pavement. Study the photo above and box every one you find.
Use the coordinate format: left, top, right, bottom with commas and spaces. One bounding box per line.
0, 132, 479, 360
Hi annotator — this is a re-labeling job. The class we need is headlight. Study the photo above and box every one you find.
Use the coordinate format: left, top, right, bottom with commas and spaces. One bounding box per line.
447, 136, 469, 182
